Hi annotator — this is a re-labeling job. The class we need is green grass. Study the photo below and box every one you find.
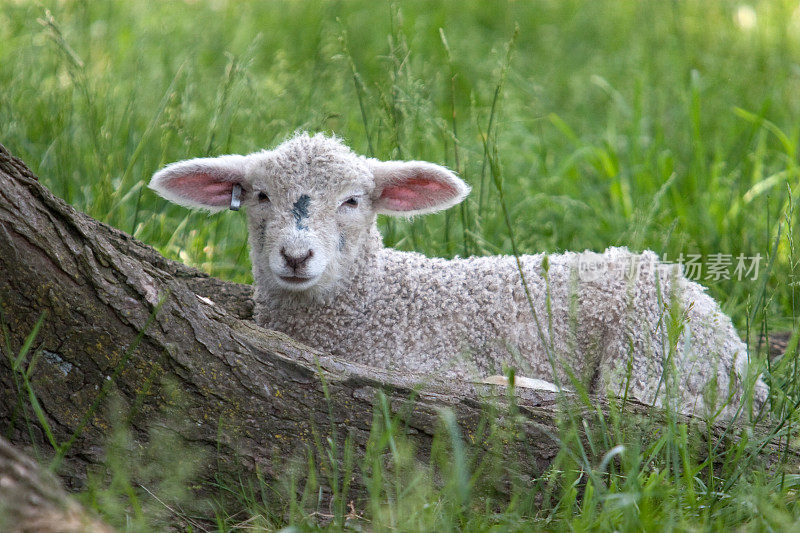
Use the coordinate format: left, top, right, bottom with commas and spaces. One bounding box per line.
2, 0, 800, 530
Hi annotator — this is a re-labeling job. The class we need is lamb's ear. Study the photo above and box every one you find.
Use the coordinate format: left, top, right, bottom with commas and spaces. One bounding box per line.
368, 159, 470, 216
149, 154, 250, 212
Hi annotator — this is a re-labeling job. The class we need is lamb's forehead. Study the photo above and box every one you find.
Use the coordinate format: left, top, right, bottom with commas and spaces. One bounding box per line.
253, 134, 372, 192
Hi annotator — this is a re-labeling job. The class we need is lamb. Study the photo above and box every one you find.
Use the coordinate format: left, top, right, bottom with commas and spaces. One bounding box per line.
150, 132, 767, 420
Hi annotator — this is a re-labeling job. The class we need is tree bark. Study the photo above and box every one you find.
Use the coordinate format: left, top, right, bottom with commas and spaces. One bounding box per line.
0, 143, 792, 517
0, 436, 112, 533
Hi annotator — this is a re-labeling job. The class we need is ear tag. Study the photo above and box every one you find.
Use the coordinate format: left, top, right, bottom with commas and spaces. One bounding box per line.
230, 184, 242, 211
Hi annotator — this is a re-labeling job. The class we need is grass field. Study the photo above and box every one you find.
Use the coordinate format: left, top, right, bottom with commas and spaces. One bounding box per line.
2, 0, 800, 530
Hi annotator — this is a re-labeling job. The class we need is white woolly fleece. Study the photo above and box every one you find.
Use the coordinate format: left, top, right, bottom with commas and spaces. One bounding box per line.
257, 238, 767, 420
151, 132, 767, 421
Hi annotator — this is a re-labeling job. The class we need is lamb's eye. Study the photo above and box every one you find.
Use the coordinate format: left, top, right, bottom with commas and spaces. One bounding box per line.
257, 191, 270, 203
342, 197, 359, 208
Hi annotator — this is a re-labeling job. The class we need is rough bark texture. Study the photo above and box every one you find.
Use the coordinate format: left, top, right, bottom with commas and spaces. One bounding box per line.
0, 143, 792, 523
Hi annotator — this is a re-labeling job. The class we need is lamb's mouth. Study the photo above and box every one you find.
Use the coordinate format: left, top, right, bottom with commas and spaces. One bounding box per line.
275, 274, 321, 290
279, 275, 313, 284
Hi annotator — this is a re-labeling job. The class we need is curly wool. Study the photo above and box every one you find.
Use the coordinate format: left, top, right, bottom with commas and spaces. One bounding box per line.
257, 230, 766, 419
151, 132, 766, 421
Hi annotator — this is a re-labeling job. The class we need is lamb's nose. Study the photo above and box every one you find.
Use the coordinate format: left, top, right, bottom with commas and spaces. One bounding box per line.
281, 248, 313, 270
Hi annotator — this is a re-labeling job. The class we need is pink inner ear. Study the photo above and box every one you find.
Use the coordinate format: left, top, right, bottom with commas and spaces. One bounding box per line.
379, 178, 456, 212
167, 172, 235, 207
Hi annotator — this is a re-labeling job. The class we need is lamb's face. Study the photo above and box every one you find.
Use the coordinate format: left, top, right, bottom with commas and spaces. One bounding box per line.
149, 132, 470, 301
242, 144, 377, 297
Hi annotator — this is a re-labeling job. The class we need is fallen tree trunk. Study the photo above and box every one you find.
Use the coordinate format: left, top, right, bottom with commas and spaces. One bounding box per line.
0, 143, 793, 515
